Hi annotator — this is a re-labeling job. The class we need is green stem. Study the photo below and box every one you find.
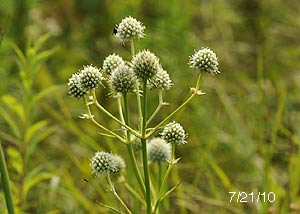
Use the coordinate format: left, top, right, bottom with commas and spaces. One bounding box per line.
123, 93, 146, 198
158, 163, 162, 189
107, 175, 132, 214
117, 96, 125, 124
0, 141, 15, 214
146, 74, 202, 138
130, 39, 143, 132
147, 90, 165, 126
84, 97, 127, 144
154, 145, 176, 213
141, 80, 152, 214
130, 38, 135, 57
92, 90, 141, 138
124, 182, 146, 206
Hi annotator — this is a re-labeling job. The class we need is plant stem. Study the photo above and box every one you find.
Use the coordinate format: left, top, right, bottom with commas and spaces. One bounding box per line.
147, 90, 166, 126
0, 141, 15, 214
124, 182, 146, 206
158, 145, 175, 196
107, 175, 132, 214
92, 90, 141, 138
154, 144, 176, 213
146, 74, 202, 138
141, 80, 152, 214
123, 93, 146, 198
130, 39, 143, 132
130, 39, 135, 57
84, 97, 127, 144
158, 163, 162, 189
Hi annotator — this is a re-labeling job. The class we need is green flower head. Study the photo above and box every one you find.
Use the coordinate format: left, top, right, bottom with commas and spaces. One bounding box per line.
67, 73, 87, 98
79, 65, 105, 92
115, 16, 145, 43
131, 50, 161, 80
148, 68, 172, 90
110, 64, 137, 94
161, 121, 188, 145
91, 151, 125, 176
189, 47, 219, 75
102, 53, 125, 75
147, 138, 171, 163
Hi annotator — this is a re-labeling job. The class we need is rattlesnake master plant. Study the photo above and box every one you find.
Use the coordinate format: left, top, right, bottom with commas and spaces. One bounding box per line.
67, 16, 220, 214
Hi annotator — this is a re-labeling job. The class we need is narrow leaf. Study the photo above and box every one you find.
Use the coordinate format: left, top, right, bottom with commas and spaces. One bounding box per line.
0, 106, 21, 138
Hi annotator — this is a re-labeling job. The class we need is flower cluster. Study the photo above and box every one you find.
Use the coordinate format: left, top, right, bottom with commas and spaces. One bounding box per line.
147, 138, 171, 163
161, 121, 187, 145
189, 47, 219, 75
68, 65, 104, 98
66, 17, 221, 197
91, 151, 125, 176
115, 16, 145, 43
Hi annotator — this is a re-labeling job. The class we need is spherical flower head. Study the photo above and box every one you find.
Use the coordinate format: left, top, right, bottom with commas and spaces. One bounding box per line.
91, 151, 125, 176
148, 68, 172, 90
189, 47, 219, 75
131, 50, 161, 80
160, 121, 188, 145
115, 16, 145, 43
147, 138, 171, 163
79, 65, 105, 92
102, 53, 125, 75
68, 73, 87, 98
110, 64, 137, 94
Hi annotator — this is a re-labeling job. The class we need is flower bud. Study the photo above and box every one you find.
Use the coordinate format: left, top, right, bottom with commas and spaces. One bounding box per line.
110, 64, 136, 94
189, 47, 219, 75
115, 16, 145, 43
102, 53, 125, 75
131, 50, 161, 80
91, 151, 125, 176
147, 138, 171, 163
161, 121, 188, 145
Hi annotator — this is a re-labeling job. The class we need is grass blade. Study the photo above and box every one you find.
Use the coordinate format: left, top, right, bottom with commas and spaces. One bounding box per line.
0, 141, 15, 214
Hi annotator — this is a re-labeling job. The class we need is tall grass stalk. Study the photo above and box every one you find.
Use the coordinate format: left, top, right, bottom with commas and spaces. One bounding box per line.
0, 141, 15, 214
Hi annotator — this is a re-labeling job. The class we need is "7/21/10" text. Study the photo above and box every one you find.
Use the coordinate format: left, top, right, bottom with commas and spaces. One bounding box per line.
229, 192, 276, 203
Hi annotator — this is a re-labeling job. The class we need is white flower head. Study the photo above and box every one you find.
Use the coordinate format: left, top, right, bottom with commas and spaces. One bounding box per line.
115, 16, 145, 43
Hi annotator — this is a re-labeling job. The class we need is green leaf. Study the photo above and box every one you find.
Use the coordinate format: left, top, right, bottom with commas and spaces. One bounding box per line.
7, 147, 22, 175
1, 95, 25, 123
24, 171, 53, 199
9, 42, 27, 67
0, 106, 21, 138
33, 34, 50, 53
33, 85, 63, 103
24, 120, 48, 144
290, 154, 300, 199
31, 48, 57, 76
25, 125, 55, 162
207, 156, 232, 190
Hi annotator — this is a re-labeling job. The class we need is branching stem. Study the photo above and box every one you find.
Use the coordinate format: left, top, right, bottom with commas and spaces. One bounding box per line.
146, 74, 202, 138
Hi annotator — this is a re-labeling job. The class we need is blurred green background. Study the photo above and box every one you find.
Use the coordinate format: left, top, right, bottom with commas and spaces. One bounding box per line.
0, 0, 300, 213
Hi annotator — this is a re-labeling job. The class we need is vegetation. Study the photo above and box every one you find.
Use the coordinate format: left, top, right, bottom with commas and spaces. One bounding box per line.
0, 0, 300, 213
